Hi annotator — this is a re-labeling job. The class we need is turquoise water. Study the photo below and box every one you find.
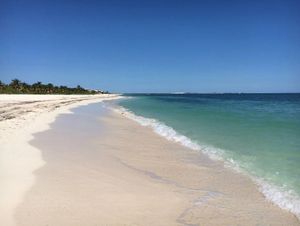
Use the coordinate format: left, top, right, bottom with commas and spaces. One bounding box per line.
117, 94, 300, 216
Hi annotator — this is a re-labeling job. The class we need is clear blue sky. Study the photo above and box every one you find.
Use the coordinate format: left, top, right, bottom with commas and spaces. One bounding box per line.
1, 0, 299, 93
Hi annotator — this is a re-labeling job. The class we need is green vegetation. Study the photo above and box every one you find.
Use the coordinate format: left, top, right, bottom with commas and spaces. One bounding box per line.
0, 79, 108, 94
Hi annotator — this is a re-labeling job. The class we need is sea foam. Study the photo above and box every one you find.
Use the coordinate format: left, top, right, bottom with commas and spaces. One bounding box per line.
111, 105, 300, 219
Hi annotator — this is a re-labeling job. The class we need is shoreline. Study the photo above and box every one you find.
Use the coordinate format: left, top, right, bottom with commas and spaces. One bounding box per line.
0, 94, 121, 226
13, 101, 299, 225
112, 105, 300, 219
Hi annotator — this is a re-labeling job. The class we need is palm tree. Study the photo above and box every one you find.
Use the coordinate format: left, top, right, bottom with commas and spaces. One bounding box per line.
9, 79, 21, 91
20, 82, 30, 93
32, 81, 43, 93
0, 81, 6, 93
46, 83, 54, 93
0, 80, 5, 87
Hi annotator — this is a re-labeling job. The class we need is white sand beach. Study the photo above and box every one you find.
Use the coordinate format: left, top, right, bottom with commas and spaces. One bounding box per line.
0, 95, 299, 226
0, 94, 120, 226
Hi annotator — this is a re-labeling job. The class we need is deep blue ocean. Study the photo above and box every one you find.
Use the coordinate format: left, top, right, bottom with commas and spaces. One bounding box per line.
117, 93, 300, 216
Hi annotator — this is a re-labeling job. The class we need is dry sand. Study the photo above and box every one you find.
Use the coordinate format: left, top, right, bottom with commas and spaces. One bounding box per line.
12, 102, 300, 226
0, 94, 121, 226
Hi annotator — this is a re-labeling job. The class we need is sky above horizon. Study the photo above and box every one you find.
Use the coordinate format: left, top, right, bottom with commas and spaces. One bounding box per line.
1, 0, 299, 93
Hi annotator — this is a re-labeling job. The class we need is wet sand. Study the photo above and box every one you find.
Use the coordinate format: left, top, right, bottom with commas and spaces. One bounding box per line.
15, 102, 299, 225
0, 94, 120, 226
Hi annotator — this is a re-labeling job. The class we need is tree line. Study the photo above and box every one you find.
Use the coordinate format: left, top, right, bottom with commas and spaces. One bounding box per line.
0, 79, 108, 94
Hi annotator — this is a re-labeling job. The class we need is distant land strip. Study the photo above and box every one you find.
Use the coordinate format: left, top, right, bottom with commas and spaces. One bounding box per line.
0, 79, 108, 95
